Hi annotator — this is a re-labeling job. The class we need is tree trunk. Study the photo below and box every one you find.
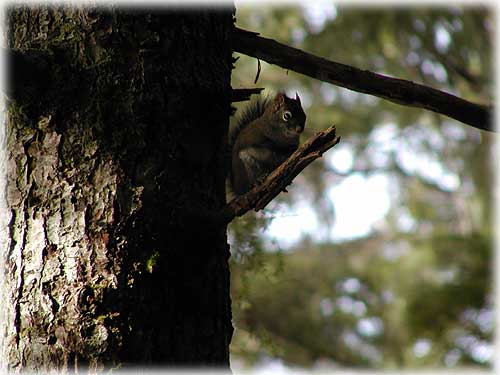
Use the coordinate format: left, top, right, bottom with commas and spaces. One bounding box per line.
1, 6, 233, 372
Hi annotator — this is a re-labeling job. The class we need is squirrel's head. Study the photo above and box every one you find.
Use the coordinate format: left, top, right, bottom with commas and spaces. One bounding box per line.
267, 92, 306, 143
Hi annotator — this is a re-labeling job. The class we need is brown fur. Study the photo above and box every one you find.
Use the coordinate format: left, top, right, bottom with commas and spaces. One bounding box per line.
230, 92, 306, 195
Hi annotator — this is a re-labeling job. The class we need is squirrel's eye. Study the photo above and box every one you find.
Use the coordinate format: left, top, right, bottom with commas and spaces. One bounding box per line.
283, 111, 292, 121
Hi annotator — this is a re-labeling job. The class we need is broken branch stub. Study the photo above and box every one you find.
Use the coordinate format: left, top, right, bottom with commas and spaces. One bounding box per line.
221, 125, 340, 223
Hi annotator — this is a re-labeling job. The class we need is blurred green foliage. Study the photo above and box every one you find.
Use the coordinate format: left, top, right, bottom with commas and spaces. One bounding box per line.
229, 4, 494, 371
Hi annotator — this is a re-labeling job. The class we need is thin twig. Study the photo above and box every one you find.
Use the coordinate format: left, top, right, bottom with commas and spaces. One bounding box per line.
254, 58, 262, 84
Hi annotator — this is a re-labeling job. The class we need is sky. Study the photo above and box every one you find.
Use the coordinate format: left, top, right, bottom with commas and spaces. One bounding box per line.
265, 168, 391, 248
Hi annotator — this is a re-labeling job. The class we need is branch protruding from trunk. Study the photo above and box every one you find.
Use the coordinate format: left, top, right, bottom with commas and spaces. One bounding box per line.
231, 87, 264, 102
233, 27, 494, 133
221, 125, 340, 224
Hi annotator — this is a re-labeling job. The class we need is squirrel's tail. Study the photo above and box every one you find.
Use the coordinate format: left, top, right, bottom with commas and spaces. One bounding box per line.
227, 93, 272, 197
228, 93, 272, 148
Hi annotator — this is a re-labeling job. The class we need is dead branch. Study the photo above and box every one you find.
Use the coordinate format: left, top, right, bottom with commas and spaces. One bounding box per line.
233, 27, 493, 133
220, 125, 340, 224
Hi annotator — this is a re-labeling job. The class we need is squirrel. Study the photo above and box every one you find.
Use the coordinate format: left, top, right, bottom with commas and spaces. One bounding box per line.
229, 91, 307, 195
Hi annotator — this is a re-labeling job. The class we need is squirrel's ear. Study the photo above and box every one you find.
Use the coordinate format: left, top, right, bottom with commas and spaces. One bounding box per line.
274, 92, 285, 111
295, 92, 301, 105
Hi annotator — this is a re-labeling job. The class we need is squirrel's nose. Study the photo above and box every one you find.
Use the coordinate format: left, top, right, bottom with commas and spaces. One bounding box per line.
296, 125, 304, 134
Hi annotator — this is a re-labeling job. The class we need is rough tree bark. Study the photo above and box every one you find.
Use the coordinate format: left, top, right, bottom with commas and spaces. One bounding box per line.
2, 6, 233, 372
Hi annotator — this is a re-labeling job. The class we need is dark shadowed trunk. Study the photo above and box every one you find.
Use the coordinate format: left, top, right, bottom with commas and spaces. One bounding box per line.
2, 6, 233, 372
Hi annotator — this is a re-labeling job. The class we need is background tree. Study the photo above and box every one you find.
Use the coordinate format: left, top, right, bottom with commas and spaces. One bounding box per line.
1, 6, 233, 372
229, 4, 494, 371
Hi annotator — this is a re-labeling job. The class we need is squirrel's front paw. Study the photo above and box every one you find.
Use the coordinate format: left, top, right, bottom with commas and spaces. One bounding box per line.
252, 173, 268, 187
